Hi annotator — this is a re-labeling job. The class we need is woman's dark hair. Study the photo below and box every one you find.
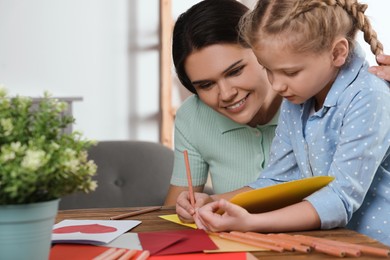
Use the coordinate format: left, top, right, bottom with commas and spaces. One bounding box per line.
172, 0, 249, 94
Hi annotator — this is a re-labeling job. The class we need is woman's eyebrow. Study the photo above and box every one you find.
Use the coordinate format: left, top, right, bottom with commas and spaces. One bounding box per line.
191, 79, 210, 86
191, 59, 244, 85
223, 59, 243, 74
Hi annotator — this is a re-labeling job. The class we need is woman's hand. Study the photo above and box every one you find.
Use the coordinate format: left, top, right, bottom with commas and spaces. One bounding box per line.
175, 191, 213, 223
369, 54, 390, 81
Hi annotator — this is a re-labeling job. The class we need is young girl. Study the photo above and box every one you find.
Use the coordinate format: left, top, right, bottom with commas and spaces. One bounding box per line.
164, 0, 281, 205
177, 0, 390, 246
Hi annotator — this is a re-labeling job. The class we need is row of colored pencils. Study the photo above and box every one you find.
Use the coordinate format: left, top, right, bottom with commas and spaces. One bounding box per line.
93, 248, 150, 260
218, 231, 390, 258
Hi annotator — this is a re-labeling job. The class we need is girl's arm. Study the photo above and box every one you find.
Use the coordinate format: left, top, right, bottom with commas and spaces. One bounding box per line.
195, 199, 320, 232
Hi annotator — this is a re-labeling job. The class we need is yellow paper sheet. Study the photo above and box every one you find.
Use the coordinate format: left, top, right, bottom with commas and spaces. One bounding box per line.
230, 176, 334, 213
159, 214, 197, 229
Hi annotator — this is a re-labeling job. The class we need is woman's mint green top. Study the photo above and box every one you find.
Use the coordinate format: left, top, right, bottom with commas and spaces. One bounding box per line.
170, 95, 278, 194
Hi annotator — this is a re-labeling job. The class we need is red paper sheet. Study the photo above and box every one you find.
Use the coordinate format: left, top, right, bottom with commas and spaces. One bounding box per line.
49, 244, 142, 260
138, 229, 218, 255
150, 252, 250, 259
137, 233, 186, 255
50, 244, 250, 260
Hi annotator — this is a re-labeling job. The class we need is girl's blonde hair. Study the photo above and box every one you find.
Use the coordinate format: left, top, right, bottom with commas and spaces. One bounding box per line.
240, 0, 383, 62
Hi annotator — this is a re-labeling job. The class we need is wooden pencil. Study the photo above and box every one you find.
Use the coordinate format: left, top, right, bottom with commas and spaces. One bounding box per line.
183, 150, 195, 208
273, 233, 351, 257
109, 206, 162, 220
294, 234, 389, 258
106, 248, 127, 260
230, 231, 294, 251
292, 234, 360, 257
117, 249, 137, 260
135, 250, 150, 260
219, 232, 285, 252
265, 233, 312, 253
245, 231, 311, 252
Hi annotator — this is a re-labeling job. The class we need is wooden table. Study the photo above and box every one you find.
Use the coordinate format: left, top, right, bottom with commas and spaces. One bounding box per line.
56, 206, 390, 259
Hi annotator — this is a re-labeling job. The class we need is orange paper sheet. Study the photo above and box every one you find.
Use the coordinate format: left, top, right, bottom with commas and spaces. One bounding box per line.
205, 233, 269, 253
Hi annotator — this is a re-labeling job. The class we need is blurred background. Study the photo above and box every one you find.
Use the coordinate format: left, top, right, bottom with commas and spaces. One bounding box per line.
0, 0, 389, 144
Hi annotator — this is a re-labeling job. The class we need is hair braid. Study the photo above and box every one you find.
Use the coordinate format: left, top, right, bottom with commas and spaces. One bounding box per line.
241, 0, 384, 65
290, 0, 383, 56
289, 0, 335, 19
335, 0, 383, 56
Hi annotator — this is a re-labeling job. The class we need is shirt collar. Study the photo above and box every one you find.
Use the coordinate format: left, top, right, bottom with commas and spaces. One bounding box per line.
217, 108, 280, 134
322, 43, 366, 108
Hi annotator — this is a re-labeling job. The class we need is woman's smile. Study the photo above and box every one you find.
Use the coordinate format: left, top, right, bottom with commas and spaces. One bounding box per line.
224, 93, 249, 112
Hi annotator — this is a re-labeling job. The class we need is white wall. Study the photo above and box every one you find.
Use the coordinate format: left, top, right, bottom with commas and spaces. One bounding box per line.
0, 0, 388, 142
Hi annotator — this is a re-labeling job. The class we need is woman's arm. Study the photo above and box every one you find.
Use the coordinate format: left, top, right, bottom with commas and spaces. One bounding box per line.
165, 100, 209, 206
175, 186, 253, 223
164, 184, 204, 206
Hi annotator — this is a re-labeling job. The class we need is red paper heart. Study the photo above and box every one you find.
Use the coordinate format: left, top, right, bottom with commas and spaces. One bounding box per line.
53, 224, 117, 234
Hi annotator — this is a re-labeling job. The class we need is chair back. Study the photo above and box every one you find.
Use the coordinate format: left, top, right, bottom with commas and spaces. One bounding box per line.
59, 140, 174, 209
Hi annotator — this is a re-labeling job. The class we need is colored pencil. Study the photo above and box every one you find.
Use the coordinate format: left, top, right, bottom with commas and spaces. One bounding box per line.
264, 233, 312, 253
294, 234, 389, 258
245, 232, 311, 253
183, 150, 195, 208
135, 250, 150, 260
109, 206, 162, 220
106, 248, 127, 260
93, 248, 117, 260
117, 249, 137, 260
219, 232, 285, 252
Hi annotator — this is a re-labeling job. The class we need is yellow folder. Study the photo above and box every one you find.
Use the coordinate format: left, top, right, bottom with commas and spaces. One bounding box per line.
229, 176, 334, 213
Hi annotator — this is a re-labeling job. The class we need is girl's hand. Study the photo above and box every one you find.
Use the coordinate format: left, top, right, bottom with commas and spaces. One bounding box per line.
176, 191, 213, 223
195, 199, 253, 232
368, 54, 390, 81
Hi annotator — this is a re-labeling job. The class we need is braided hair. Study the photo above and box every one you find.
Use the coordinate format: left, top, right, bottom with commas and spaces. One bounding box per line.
240, 0, 383, 62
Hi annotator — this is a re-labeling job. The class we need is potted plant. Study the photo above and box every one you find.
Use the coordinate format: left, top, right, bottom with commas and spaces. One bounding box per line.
0, 86, 98, 260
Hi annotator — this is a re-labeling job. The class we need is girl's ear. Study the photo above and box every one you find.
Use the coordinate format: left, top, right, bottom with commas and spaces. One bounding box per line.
332, 38, 349, 67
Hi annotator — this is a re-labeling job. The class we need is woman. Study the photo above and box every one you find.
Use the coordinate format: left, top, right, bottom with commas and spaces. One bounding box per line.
164, 0, 282, 205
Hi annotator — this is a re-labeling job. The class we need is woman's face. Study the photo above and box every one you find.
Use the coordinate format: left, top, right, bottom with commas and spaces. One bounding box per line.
185, 44, 271, 126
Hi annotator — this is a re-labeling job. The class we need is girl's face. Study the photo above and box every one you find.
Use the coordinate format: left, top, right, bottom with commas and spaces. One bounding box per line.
185, 44, 271, 126
253, 41, 339, 109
